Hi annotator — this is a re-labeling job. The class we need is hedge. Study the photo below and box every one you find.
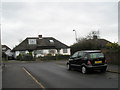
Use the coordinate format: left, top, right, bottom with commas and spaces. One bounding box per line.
16, 54, 35, 61
102, 49, 120, 65
37, 55, 70, 60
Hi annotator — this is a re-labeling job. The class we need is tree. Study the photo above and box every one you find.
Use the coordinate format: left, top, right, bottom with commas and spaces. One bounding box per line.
70, 31, 104, 54
86, 30, 100, 39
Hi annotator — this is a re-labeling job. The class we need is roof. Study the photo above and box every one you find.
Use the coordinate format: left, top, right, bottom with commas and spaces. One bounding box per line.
2, 45, 11, 52
12, 37, 69, 51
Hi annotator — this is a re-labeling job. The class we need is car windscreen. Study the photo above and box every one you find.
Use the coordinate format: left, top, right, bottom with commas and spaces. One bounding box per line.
89, 52, 104, 59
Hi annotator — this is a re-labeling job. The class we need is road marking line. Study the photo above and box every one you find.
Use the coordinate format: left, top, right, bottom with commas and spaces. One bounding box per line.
22, 67, 46, 90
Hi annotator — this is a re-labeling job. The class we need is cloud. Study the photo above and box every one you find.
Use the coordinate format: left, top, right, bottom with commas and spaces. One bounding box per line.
2, 0, 119, 2
1, 2, 118, 48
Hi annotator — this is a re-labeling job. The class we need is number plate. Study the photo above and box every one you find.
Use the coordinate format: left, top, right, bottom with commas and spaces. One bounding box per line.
95, 61, 102, 64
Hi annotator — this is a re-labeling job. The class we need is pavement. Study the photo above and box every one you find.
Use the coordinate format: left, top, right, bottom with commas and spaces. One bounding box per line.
107, 64, 119, 74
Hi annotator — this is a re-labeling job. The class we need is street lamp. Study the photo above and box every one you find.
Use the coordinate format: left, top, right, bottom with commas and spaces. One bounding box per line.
0, 24, 2, 67
73, 29, 78, 42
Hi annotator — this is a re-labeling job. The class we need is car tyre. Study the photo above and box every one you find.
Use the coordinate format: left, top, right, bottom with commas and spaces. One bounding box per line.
67, 64, 71, 70
81, 66, 87, 74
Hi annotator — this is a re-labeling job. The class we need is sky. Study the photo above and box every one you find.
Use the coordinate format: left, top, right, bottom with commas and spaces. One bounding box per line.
1, 0, 119, 49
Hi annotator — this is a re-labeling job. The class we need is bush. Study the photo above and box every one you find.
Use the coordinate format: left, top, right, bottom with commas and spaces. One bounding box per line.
22, 54, 34, 61
16, 54, 22, 60
37, 55, 70, 60
56, 54, 70, 60
16, 53, 34, 61
106, 43, 120, 52
70, 39, 104, 54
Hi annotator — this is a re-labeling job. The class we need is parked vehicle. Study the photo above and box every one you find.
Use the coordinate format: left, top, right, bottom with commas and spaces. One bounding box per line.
67, 50, 107, 74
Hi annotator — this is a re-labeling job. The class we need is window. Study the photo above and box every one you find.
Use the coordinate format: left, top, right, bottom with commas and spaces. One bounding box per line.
49, 40, 54, 45
71, 52, 79, 58
49, 40, 54, 43
84, 54, 88, 60
28, 39, 37, 45
63, 49, 67, 53
78, 52, 85, 58
36, 50, 43, 54
89, 53, 104, 59
2, 47, 6, 50
39, 50, 43, 54
49, 49, 55, 55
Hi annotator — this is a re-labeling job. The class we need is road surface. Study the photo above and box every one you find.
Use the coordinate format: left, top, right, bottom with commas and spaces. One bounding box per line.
3, 60, 119, 89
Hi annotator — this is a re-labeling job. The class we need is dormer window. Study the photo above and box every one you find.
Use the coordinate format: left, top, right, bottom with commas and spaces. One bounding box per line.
49, 40, 54, 44
28, 39, 37, 45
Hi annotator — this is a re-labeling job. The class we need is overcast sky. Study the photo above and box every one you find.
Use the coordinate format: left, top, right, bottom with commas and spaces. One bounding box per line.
1, 0, 118, 48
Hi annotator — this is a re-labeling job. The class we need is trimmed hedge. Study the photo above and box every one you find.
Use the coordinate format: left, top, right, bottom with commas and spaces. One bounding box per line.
37, 55, 70, 60
16, 54, 35, 61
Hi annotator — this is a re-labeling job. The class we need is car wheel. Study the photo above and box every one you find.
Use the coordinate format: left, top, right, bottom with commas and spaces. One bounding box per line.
81, 66, 87, 74
67, 64, 71, 70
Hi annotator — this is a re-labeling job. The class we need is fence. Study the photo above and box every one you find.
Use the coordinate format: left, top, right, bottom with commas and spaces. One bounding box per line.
102, 49, 120, 65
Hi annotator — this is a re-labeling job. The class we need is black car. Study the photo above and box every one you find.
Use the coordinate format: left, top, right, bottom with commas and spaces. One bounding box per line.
67, 50, 107, 74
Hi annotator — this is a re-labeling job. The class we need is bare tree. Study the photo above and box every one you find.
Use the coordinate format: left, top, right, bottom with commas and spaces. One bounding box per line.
86, 30, 100, 39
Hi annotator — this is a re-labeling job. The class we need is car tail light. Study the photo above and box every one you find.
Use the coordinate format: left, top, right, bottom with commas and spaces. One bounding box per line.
87, 61, 91, 65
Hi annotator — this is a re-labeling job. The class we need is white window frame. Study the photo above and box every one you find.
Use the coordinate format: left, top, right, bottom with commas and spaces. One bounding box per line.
63, 49, 68, 53
28, 39, 37, 45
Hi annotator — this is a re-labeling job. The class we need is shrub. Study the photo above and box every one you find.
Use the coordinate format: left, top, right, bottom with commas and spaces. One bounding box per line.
16, 53, 34, 61
106, 43, 120, 52
37, 55, 70, 60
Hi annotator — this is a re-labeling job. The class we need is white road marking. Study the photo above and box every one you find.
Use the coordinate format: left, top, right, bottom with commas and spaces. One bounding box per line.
22, 67, 46, 90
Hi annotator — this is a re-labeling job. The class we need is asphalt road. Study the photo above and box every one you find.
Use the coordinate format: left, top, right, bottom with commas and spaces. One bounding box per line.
3, 60, 119, 89
2, 63, 40, 88
22, 61, 118, 88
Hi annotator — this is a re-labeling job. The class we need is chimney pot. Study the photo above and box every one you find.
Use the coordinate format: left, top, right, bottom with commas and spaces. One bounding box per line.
38, 35, 42, 39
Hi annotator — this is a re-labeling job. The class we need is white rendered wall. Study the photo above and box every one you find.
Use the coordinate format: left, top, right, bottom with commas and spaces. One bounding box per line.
59, 48, 71, 55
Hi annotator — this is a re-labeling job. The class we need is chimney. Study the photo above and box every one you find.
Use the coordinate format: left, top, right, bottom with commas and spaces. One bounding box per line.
93, 35, 98, 39
38, 35, 42, 39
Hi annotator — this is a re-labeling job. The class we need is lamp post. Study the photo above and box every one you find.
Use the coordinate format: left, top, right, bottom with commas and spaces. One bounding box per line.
73, 29, 78, 42
0, 24, 2, 67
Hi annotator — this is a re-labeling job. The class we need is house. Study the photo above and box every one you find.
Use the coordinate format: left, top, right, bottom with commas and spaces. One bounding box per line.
2, 45, 13, 60
12, 35, 70, 58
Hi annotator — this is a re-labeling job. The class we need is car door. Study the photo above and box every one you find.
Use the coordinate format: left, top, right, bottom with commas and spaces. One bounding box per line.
74, 52, 85, 68
69, 51, 79, 68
